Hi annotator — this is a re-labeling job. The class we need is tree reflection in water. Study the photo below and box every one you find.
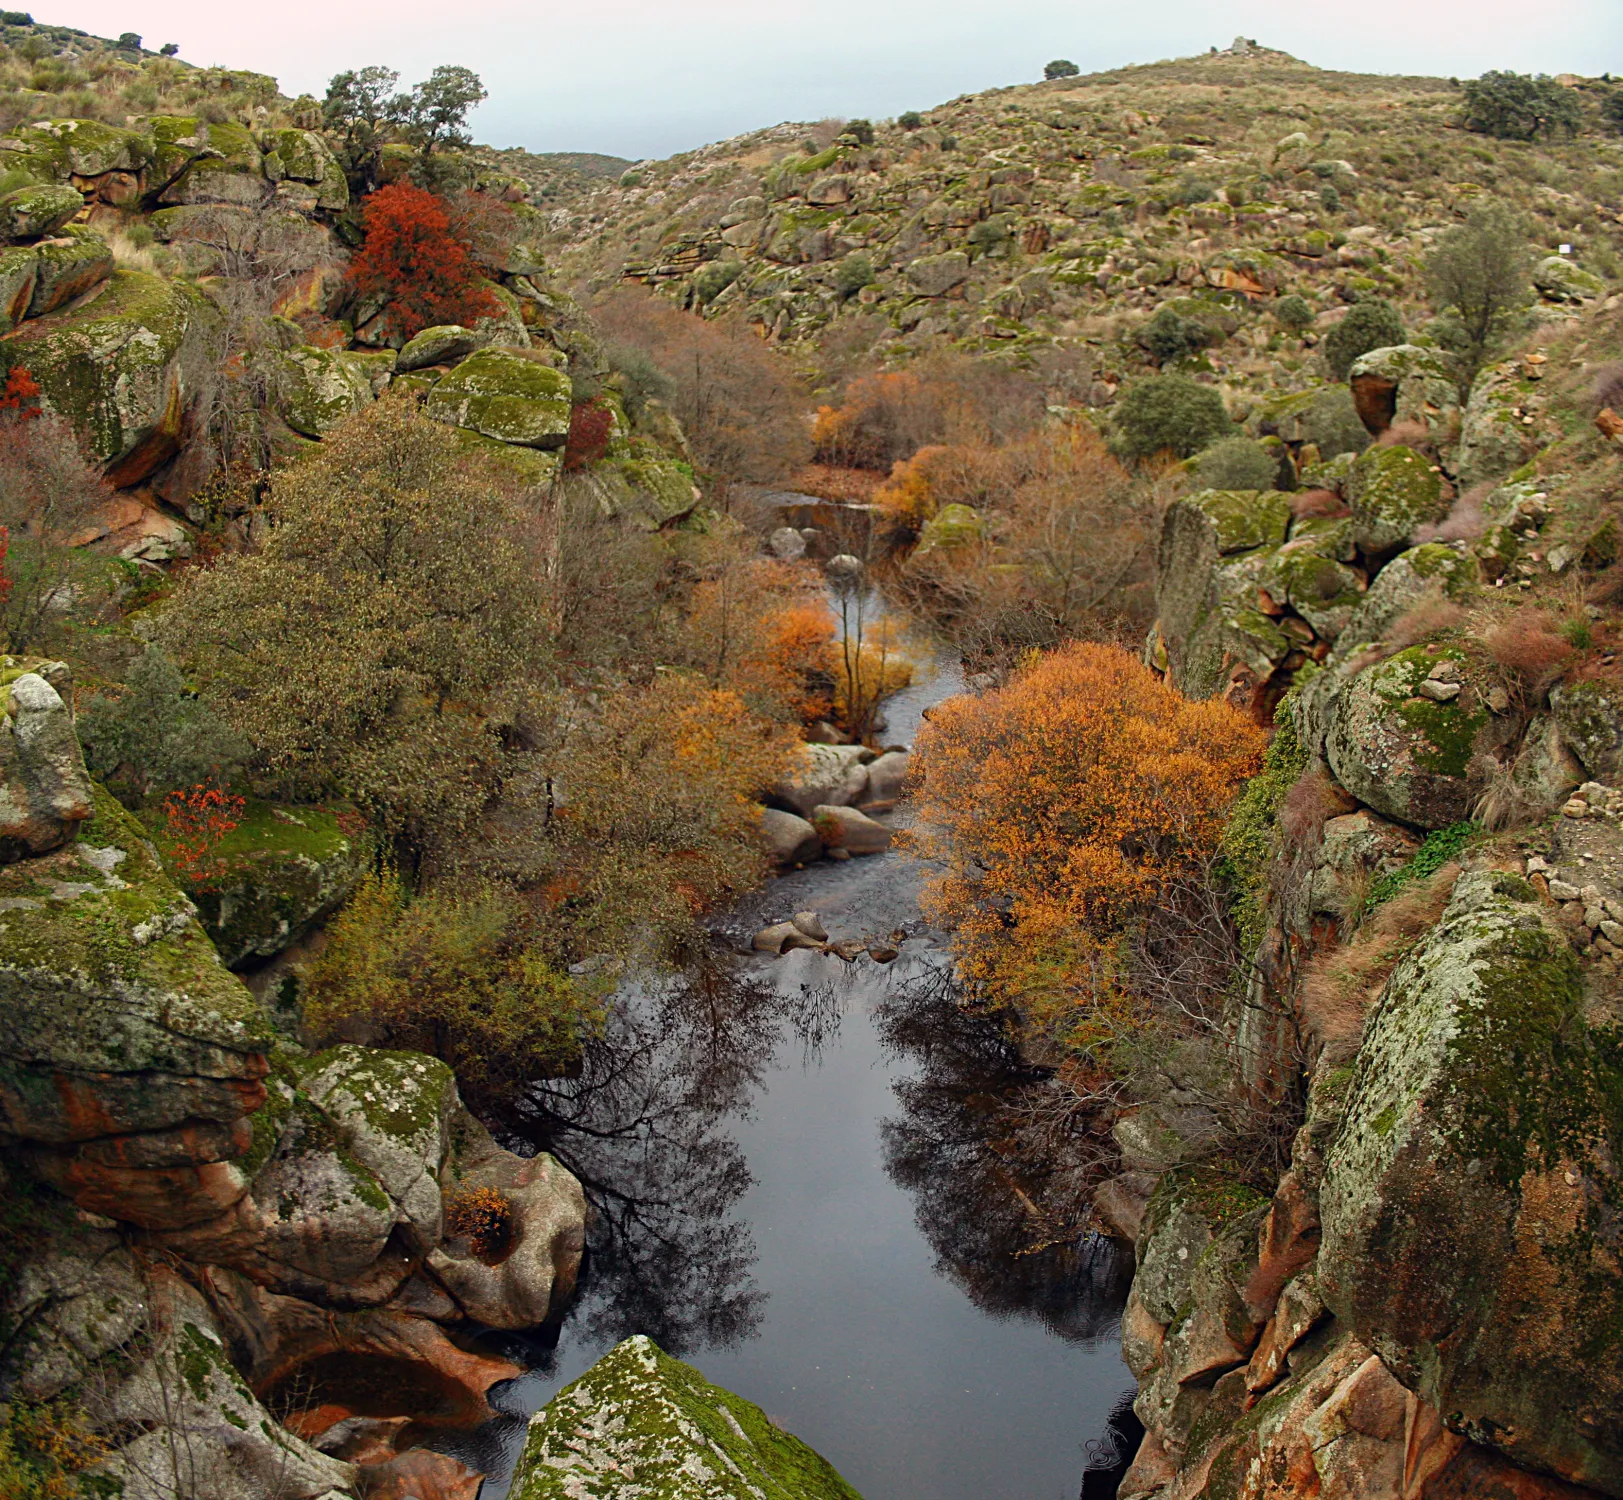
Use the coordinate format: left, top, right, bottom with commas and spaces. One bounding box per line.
507, 956, 843, 1357
874, 959, 1132, 1342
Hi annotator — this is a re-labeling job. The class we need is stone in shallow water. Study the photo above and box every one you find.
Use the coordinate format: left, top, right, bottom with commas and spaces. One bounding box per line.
510, 1334, 864, 1499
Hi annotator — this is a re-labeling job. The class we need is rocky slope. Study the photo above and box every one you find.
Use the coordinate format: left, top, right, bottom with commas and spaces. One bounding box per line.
540, 44, 1621, 395
1099, 270, 1623, 1496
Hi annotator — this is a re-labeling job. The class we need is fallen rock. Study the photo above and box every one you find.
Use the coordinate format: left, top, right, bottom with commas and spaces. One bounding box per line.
752, 920, 822, 954
768, 525, 807, 560
792, 910, 828, 940
862, 748, 912, 804
0, 182, 83, 242
508, 1335, 863, 1499
1345, 443, 1449, 554
1348, 343, 1461, 442
0, 663, 94, 860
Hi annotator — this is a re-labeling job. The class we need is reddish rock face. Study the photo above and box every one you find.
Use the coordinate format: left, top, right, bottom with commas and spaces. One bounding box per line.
355, 1449, 483, 1500
19, 1148, 252, 1229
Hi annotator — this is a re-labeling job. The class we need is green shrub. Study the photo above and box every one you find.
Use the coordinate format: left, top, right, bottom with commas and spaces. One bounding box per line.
1461, 71, 1583, 142
1172, 174, 1215, 206
77, 646, 246, 805
1110, 374, 1231, 461
1193, 436, 1281, 491
1136, 304, 1210, 365
1044, 59, 1080, 79
833, 252, 875, 297
1302, 386, 1371, 459
1319, 185, 1342, 212
967, 215, 1012, 255
1324, 298, 1406, 380
843, 118, 875, 145
1365, 821, 1479, 908
1274, 293, 1314, 332
1425, 198, 1532, 389
898, 110, 923, 130
693, 258, 744, 304
1219, 702, 1310, 952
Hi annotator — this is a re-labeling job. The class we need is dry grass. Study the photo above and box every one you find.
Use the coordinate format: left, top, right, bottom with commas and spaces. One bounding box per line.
1414, 482, 1493, 545
1480, 608, 1575, 707
1298, 863, 1460, 1065
1344, 598, 1468, 675
1289, 488, 1349, 521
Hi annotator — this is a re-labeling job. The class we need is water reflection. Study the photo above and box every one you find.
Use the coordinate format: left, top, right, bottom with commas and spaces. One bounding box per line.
874, 962, 1133, 1343
505, 957, 841, 1356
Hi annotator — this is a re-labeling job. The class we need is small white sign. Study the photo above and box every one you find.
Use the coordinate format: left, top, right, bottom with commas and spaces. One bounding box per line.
1559, 243, 1573, 255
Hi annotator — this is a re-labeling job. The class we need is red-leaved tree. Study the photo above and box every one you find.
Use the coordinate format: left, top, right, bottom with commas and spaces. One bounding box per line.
345, 183, 499, 339
562, 399, 614, 471
161, 783, 246, 887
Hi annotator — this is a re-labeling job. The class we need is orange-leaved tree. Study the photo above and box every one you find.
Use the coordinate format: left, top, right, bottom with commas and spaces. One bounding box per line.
908, 643, 1266, 1057
345, 182, 499, 338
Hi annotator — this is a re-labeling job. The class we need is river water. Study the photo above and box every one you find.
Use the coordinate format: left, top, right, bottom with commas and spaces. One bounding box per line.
434, 616, 1139, 1500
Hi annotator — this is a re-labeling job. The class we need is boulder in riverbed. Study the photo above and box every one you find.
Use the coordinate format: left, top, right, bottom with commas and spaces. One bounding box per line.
756, 805, 822, 865
812, 802, 892, 855
770, 742, 871, 817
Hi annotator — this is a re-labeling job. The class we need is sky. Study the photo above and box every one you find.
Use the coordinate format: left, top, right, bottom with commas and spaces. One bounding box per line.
36, 0, 1623, 161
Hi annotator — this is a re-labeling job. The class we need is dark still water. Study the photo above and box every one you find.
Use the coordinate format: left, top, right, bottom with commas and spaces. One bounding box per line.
432, 625, 1137, 1500
436, 942, 1135, 1500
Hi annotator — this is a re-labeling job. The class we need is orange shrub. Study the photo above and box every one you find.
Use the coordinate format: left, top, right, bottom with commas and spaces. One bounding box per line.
908, 644, 1266, 1053
812, 371, 939, 469
444, 1185, 514, 1260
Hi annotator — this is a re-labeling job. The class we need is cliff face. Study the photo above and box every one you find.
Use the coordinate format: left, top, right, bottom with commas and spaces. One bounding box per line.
0, 675, 588, 1500
1115, 295, 1623, 1497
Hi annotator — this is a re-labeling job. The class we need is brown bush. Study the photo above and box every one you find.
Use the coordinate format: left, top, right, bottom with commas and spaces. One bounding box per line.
1298, 863, 1459, 1064
1413, 482, 1492, 544
1482, 608, 1574, 704
1344, 598, 1468, 675
1289, 488, 1349, 521
444, 1185, 514, 1261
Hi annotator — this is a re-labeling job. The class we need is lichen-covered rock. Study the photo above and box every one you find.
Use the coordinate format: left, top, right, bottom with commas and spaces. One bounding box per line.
1318, 868, 1623, 1492
1345, 444, 1449, 554
0, 268, 216, 482
397, 322, 491, 371
1347, 343, 1460, 441
1456, 360, 1546, 485
424, 346, 572, 448
1259, 520, 1365, 641
260, 127, 348, 210
152, 799, 369, 968
0, 182, 83, 241
155, 117, 266, 207
27, 231, 113, 316
1322, 645, 1490, 829
0, 117, 153, 180
1532, 255, 1605, 303
0, 244, 38, 331
1173, 488, 1293, 556
275, 345, 393, 438
1550, 678, 1623, 782
1324, 542, 1472, 664
510, 1335, 864, 1500
811, 803, 892, 855
0, 782, 272, 1229
906, 249, 971, 295
0, 661, 93, 860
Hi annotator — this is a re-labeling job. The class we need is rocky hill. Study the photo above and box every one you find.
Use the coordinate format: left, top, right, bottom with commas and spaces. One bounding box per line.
540, 44, 1622, 395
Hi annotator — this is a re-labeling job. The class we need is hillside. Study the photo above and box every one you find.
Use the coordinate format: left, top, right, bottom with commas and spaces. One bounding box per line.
540, 44, 1623, 396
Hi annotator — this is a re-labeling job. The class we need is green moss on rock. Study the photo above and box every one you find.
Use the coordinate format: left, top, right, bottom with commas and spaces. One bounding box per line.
1346, 444, 1448, 554
424, 347, 572, 449
511, 1335, 865, 1500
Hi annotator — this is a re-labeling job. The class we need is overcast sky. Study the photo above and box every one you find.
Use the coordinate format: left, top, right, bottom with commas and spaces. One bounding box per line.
40, 0, 1623, 160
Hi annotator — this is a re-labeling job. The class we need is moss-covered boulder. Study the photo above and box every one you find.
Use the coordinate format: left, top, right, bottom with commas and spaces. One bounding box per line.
1345, 444, 1449, 554
147, 799, 369, 968
0, 782, 273, 1230
1346, 343, 1460, 443
0, 244, 38, 331
0, 268, 216, 482
1323, 644, 1491, 829
397, 322, 490, 372
26, 231, 113, 316
0, 117, 153, 180
1550, 679, 1623, 782
915, 501, 985, 553
1532, 255, 1605, 304
1456, 359, 1545, 486
274, 344, 393, 439
425, 346, 572, 448
510, 1335, 864, 1500
0, 182, 82, 242
906, 249, 971, 295
0, 660, 93, 861
1259, 520, 1365, 641
152, 117, 266, 207
1318, 869, 1623, 1492
1324, 542, 1472, 665
260, 127, 348, 211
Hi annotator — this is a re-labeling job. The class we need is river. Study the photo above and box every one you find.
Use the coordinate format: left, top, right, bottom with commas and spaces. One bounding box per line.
432, 607, 1140, 1500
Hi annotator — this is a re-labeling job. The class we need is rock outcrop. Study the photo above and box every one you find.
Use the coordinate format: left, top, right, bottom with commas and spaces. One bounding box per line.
509, 1335, 864, 1500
